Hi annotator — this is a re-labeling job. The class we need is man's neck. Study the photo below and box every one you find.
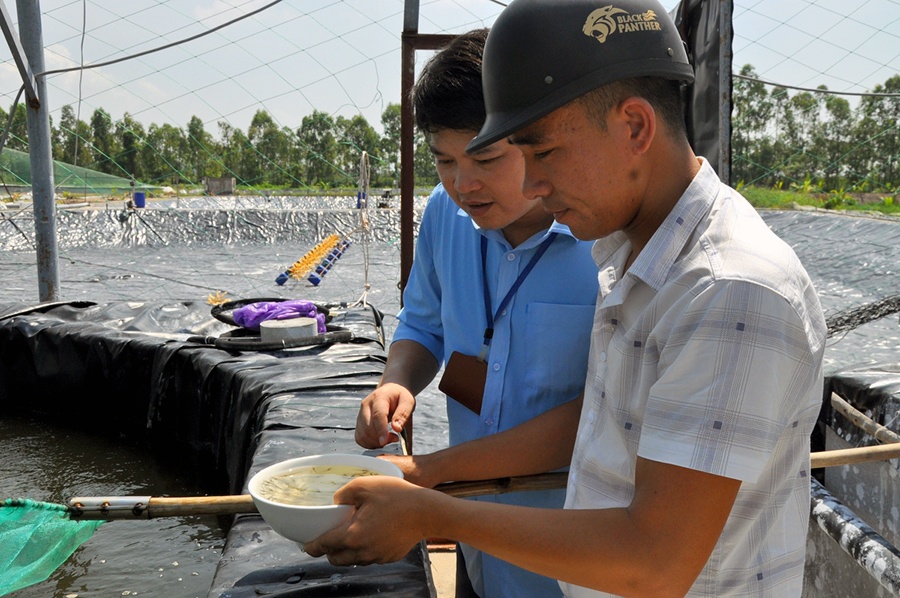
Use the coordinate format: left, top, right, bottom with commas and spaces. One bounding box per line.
623, 149, 702, 269
502, 211, 556, 248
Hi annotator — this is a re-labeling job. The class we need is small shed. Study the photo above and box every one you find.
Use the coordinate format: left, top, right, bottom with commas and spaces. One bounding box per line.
204, 176, 236, 196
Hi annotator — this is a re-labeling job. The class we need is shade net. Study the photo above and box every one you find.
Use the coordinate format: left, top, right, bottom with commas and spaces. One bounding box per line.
0, 148, 143, 195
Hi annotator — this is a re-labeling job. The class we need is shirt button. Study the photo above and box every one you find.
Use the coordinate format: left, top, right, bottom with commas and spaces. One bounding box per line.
599, 352, 607, 362
506, 253, 516, 261
492, 363, 501, 371
500, 309, 507, 316
588, 411, 596, 424
485, 418, 494, 426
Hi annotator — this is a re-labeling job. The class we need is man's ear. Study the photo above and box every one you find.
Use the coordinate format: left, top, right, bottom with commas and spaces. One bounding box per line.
616, 97, 655, 155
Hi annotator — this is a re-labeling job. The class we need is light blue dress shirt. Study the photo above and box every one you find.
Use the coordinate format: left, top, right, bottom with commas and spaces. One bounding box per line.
394, 184, 598, 598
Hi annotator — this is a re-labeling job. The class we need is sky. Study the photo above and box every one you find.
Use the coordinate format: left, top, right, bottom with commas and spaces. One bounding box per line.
1, 0, 898, 138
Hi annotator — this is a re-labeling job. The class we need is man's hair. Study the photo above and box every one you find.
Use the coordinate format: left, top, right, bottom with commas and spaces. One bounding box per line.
576, 78, 688, 139
412, 28, 489, 136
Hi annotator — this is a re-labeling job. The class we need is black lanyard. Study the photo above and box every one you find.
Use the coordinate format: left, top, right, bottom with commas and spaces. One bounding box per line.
478, 232, 558, 360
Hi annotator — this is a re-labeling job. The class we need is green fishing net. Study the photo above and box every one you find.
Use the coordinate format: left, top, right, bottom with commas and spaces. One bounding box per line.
0, 498, 104, 596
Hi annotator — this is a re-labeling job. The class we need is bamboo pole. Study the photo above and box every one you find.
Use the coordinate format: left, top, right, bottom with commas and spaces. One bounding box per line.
810, 442, 900, 469
68, 441, 900, 521
67, 472, 569, 520
830, 392, 900, 445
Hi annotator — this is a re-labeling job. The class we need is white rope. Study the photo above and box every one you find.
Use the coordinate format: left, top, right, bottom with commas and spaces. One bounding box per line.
352, 151, 372, 307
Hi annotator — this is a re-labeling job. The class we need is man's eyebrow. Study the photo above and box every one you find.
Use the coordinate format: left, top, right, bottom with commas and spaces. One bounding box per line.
465, 146, 495, 157
508, 131, 544, 146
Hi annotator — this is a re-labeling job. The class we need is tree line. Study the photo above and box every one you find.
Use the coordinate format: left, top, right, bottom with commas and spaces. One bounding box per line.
0, 102, 439, 191
732, 66, 899, 194
1, 64, 897, 194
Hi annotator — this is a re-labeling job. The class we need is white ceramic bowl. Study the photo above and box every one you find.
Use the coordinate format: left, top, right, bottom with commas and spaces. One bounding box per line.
247, 453, 403, 546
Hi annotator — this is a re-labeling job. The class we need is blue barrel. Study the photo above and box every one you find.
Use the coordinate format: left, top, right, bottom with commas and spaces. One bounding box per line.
133, 191, 146, 208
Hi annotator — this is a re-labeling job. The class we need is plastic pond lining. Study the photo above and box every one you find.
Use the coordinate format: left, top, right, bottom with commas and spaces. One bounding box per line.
0, 300, 436, 597
1, 297, 899, 596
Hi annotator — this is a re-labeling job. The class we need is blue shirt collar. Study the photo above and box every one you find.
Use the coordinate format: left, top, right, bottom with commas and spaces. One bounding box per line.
455, 206, 579, 251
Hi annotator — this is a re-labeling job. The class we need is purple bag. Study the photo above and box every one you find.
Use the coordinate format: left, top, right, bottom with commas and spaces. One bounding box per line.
232, 300, 326, 333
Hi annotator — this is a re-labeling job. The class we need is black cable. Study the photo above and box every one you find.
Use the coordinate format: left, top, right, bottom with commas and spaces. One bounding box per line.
35, 0, 284, 78
187, 324, 353, 352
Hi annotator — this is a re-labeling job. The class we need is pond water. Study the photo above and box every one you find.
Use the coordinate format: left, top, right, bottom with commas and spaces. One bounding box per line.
0, 415, 225, 598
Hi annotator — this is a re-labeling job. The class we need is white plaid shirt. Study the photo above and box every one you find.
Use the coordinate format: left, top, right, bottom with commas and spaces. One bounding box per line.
561, 160, 826, 598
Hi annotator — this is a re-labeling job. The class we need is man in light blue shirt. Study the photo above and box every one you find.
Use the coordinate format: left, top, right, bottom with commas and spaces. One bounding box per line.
353, 29, 597, 598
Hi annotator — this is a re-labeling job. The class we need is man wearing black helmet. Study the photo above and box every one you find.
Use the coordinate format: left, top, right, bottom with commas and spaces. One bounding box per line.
307, 1, 826, 596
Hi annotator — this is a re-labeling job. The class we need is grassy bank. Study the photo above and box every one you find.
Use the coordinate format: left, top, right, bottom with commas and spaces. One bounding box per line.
4, 184, 899, 219
739, 185, 899, 217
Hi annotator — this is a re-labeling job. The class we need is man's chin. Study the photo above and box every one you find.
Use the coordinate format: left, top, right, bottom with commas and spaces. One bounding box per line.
558, 217, 598, 241
468, 212, 502, 230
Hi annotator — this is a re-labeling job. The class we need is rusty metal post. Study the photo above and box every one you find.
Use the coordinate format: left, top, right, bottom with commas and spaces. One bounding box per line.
400, 4, 417, 300
718, 0, 733, 185
400, 1, 455, 301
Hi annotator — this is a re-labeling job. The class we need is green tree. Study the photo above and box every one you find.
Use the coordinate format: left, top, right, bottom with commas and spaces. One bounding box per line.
217, 121, 248, 184
5, 102, 28, 151
296, 110, 339, 187
335, 114, 380, 188
247, 110, 295, 187
814, 90, 852, 190
732, 65, 775, 186
114, 113, 146, 182
377, 103, 401, 187
186, 115, 217, 184
413, 129, 438, 187
54, 104, 92, 167
777, 90, 821, 187
855, 75, 900, 189
142, 123, 188, 185
89, 108, 121, 175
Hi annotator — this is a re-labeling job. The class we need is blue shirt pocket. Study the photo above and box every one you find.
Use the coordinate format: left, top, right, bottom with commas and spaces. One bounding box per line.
523, 302, 595, 400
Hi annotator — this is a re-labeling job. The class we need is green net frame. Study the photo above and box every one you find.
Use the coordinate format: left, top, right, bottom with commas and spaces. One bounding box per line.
0, 148, 148, 196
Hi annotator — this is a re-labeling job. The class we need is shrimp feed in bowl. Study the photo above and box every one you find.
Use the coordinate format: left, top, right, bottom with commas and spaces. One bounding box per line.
248, 453, 403, 546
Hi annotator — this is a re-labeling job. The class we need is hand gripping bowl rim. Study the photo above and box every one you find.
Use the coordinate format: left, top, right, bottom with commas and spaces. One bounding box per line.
247, 453, 404, 545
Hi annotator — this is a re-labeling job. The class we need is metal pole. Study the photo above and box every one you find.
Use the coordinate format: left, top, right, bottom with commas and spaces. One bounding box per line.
17, 0, 59, 301
718, 0, 733, 185
400, 0, 418, 299
0, 0, 39, 107
400, 0, 455, 298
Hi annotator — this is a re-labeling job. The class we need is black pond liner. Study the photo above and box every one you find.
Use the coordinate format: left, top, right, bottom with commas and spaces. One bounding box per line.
0, 300, 435, 597
810, 477, 900, 595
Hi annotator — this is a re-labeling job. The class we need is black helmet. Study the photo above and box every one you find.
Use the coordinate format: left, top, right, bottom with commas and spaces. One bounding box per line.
468, 0, 694, 152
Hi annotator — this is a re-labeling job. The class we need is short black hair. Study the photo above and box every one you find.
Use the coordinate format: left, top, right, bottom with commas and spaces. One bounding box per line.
577, 78, 688, 139
412, 28, 489, 136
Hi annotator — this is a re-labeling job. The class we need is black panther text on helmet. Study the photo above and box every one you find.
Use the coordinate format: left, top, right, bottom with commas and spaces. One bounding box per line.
467, 0, 694, 152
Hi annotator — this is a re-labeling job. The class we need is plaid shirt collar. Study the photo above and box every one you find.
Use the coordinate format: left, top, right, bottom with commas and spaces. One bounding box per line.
592, 158, 718, 293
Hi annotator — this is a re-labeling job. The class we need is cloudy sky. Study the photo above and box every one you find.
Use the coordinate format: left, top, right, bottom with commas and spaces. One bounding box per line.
1, 0, 897, 136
